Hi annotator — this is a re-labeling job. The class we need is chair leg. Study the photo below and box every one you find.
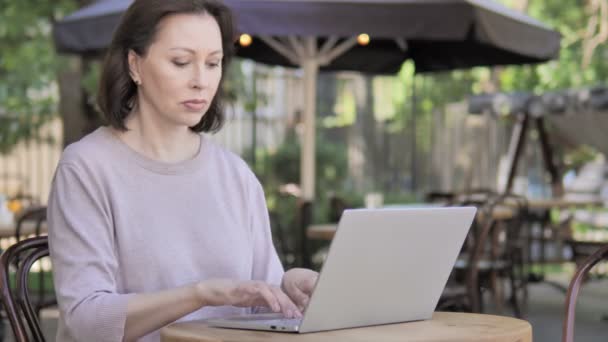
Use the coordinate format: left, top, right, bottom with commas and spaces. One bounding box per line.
513, 250, 529, 318
489, 270, 504, 314
509, 265, 522, 317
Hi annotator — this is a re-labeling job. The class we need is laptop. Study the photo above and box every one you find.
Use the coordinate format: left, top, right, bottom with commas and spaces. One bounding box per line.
206, 206, 476, 333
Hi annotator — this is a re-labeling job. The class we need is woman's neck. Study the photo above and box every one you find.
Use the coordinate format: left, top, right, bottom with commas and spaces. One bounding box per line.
117, 110, 201, 164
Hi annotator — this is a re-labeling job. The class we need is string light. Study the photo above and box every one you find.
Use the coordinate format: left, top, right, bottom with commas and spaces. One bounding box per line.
357, 33, 370, 46
239, 34, 252, 47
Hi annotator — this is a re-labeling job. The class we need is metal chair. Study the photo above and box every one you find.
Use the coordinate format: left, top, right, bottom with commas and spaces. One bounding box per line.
562, 243, 608, 342
0, 236, 51, 342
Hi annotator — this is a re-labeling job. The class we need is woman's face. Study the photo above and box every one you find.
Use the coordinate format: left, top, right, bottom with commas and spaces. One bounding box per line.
128, 13, 223, 128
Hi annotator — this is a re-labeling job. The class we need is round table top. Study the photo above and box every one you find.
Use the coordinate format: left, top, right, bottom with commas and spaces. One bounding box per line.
160, 312, 532, 342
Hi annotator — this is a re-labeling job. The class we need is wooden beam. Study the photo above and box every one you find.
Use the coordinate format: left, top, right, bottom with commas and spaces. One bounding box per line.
504, 112, 530, 194
535, 117, 564, 196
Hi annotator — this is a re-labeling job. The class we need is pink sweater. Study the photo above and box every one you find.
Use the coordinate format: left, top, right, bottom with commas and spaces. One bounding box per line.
47, 127, 284, 342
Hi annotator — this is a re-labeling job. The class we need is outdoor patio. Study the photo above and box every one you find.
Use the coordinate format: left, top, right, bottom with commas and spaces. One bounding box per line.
2, 0, 608, 341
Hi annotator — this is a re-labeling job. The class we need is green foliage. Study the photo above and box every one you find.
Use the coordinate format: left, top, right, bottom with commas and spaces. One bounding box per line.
323, 78, 357, 127
250, 130, 350, 267
563, 144, 599, 171
224, 60, 269, 112
0, 0, 78, 153
498, 0, 608, 92
254, 129, 349, 200
81, 61, 101, 98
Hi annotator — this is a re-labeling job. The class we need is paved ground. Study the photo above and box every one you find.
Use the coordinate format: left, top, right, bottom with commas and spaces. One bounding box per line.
525, 276, 608, 341
480, 272, 608, 342
3, 275, 607, 341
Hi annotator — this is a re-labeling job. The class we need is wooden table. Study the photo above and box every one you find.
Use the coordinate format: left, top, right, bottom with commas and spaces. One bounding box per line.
480, 205, 514, 220
523, 198, 603, 210
513, 198, 605, 279
307, 223, 338, 240
161, 312, 532, 342
307, 206, 514, 241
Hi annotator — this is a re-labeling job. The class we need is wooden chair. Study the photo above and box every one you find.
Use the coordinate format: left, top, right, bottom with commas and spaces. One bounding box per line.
14, 206, 47, 242
0, 236, 51, 342
7, 195, 40, 216
328, 195, 348, 223
438, 192, 500, 313
562, 243, 608, 342
439, 193, 529, 317
298, 200, 314, 268
12, 206, 51, 320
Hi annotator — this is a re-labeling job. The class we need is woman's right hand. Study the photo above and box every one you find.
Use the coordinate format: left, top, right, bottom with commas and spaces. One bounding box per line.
196, 279, 302, 318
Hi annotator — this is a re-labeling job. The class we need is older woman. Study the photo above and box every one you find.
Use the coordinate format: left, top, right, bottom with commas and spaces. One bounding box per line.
47, 1, 318, 341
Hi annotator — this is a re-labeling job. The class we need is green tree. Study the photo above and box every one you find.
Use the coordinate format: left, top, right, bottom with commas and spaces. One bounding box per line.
497, 0, 608, 92
0, 0, 77, 153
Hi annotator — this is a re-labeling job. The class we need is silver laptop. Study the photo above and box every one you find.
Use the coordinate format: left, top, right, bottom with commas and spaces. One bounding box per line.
206, 206, 476, 333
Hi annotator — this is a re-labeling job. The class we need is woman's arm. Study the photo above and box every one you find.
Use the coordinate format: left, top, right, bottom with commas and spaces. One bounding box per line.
124, 279, 301, 342
123, 283, 202, 342
49, 163, 300, 342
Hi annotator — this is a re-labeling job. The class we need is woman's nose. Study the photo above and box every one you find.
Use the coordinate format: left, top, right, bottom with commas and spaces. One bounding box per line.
189, 66, 210, 90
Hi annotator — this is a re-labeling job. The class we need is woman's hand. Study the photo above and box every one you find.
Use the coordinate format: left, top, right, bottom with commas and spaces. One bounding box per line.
281, 268, 319, 311
196, 279, 302, 318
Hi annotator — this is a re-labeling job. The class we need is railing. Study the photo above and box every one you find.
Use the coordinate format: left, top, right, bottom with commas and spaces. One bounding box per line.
0, 118, 63, 205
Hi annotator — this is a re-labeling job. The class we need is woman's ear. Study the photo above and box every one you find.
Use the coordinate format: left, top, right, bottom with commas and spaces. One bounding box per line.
128, 50, 141, 85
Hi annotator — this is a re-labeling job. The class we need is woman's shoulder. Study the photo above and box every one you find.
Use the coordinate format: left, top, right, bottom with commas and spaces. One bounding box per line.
202, 136, 257, 182
59, 127, 115, 168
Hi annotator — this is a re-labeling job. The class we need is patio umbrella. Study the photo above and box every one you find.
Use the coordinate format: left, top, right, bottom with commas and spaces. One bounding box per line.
54, 0, 561, 200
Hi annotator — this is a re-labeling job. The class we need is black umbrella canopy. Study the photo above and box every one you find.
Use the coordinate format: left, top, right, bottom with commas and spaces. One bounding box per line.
54, 0, 561, 73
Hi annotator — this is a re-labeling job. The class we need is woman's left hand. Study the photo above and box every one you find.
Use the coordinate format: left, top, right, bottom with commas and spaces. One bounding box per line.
281, 268, 319, 311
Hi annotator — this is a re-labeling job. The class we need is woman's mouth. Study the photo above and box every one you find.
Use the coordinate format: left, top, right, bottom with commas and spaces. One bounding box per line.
182, 100, 208, 111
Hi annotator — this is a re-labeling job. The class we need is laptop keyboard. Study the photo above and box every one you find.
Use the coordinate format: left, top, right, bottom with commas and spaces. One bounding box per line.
248, 317, 302, 326
221, 314, 302, 326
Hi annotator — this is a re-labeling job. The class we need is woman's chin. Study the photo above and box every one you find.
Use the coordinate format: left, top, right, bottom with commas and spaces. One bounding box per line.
178, 113, 204, 127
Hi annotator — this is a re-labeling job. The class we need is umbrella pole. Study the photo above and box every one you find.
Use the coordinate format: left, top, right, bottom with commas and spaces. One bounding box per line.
259, 35, 358, 201
301, 43, 319, 201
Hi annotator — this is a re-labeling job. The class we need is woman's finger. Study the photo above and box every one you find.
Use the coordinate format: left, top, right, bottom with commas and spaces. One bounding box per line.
271, 286, 302, 318
253, 282, 281, 313
299, 272, 319, 294
288, 284, 310, 310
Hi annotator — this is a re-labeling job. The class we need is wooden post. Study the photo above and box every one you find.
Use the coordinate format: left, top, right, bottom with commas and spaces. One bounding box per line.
504, 112, 530, 194
535, 117, 563, 197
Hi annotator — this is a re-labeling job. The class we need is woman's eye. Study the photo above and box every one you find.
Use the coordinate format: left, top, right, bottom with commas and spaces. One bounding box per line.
173, 61, 189, 67
207, 62, 221, 68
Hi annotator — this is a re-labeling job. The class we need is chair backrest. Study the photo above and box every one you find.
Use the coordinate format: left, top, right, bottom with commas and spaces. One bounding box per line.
0, 236, 49, 342
457, 193, 528, 313
14, 206, 47, 242
563, 243, 608, 342
8, 195, 40, 215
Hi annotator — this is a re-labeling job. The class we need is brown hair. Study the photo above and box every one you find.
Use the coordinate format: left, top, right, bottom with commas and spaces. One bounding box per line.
97, 0, 235, 133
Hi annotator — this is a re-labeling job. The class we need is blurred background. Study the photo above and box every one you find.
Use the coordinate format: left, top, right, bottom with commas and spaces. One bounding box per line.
2, 0, 608, 341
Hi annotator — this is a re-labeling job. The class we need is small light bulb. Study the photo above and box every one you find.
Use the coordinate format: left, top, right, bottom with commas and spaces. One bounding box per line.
239, 34, 253, 47
357, 33, 370, 46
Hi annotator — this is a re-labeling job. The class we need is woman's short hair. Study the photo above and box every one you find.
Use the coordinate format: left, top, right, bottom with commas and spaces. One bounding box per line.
97, 0, 235, 133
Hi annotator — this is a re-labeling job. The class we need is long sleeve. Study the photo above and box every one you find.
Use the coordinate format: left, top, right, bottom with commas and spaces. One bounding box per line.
47, 162, 133, 342
249, 177, 284, 286
47, 128, 285, 342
